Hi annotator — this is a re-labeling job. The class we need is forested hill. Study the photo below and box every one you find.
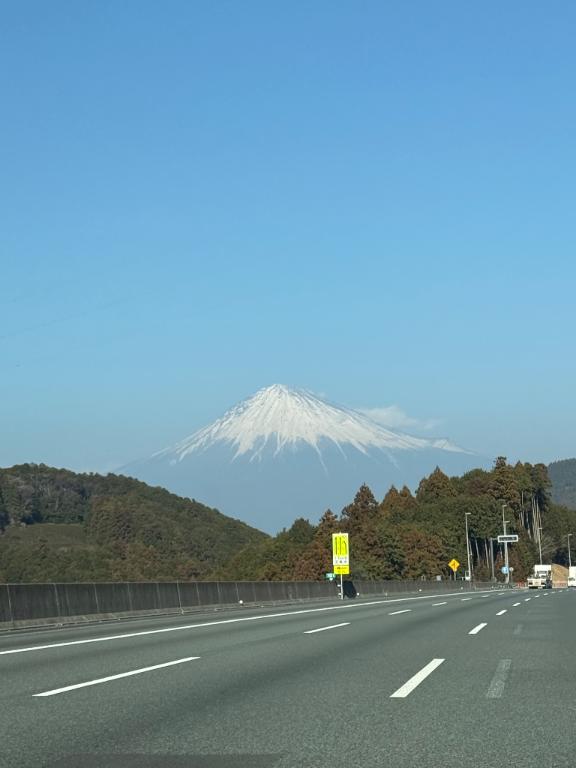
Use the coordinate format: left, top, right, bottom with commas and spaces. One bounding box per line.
0, 464, 268, 582
215, 458, 576, 582
2, 460, 575, 584
548, 459, 576, 508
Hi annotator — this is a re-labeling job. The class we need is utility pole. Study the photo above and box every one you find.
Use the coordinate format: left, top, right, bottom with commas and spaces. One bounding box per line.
465, 512, 472, 584
502, 504, 510, 585
568, 533, 572, 569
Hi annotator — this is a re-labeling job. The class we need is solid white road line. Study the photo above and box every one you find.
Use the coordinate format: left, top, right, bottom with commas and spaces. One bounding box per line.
33, 657, 200, 697
0, 591, 504, 657
390, 658, 445, 698
469, 623, 487, 635
303, 623, 350, 634
388, 610, 412, 616
512, 602, 521, 607
486, 659, 512, 699
496, 610, 507, 616
432, 602, 447, 606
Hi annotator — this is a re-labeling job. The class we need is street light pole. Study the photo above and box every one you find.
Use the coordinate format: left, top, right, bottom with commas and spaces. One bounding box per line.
502, 504, 510, 585
567, 533, 572, 569
465, 512, 472, 585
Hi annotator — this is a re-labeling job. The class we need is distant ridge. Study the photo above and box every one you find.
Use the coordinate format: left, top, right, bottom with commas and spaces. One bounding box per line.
549, 458, 576, 508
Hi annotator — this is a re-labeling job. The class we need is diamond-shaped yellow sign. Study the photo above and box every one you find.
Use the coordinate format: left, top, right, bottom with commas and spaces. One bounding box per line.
448, 558, 460, 572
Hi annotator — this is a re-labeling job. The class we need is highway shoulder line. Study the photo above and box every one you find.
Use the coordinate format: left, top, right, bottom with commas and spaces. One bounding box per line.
390, 658, 445, 698
0, 590, 504, 656
33, 656, 200, 697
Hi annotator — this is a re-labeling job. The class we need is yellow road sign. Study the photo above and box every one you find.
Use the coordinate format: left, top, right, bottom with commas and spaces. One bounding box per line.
334, 564, 350, 575
448, 558, 460, 572
332, 532, 349, 566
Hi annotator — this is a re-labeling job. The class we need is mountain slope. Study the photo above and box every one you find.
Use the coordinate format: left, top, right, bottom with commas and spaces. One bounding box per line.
124, 385, 481, 532
153, 384, 462, 461
0, 464, 267, 582
549, 459, 576, 508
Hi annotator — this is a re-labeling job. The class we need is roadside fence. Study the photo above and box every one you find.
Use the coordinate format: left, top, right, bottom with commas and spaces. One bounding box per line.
0, 578, 508, 631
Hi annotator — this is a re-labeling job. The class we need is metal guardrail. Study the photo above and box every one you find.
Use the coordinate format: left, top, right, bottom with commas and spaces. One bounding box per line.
0, 579, 508, 631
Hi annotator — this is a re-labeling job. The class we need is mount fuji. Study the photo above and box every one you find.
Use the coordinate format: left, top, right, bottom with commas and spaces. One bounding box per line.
122, 385, 481, 532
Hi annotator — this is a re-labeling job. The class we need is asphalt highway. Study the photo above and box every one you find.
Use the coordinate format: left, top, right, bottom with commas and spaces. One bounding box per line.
0, 587, 573, 768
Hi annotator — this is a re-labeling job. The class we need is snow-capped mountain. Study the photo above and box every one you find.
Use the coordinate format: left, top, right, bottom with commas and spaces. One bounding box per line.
153, 384, 462, 462
122, 385, 480, 532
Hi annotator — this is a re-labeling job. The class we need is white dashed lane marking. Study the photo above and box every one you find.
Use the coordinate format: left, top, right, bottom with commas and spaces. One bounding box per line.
34, 657, 201, 697
486, 659, 512, 698
304, 623, 350, 634
390, 659, 445, 698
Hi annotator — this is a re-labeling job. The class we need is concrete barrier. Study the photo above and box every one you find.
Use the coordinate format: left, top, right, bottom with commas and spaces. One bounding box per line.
0, 578, 505, 631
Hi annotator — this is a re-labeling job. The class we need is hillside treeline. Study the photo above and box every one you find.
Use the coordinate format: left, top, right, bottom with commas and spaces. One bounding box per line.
217, 458, 576, 582
0, 464, 267, 582
1, 460, 575, 583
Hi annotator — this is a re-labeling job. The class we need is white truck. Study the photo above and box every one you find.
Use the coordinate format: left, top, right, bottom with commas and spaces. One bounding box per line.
527, 564, 553, 589
568, 566, 576, 588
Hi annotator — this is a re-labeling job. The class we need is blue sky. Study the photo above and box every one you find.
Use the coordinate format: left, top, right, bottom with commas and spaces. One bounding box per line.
1, 0, 575, 472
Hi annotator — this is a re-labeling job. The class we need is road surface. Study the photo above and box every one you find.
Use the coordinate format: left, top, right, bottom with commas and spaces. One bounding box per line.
0, 587, 573, 767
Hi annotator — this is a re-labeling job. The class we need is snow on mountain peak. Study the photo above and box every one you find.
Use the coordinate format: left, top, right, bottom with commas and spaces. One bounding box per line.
153, 384, 464, 463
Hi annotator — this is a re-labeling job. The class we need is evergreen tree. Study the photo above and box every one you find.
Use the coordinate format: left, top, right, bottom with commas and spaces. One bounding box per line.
416, 467, 456, 502
399, 525, 444, 579
341, 484, 380, 534
381, 485, 401, 511
352, 520, 405, 579
381, 484, 417, 523
488, 457, 520, 507
285, 518, 315, 546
